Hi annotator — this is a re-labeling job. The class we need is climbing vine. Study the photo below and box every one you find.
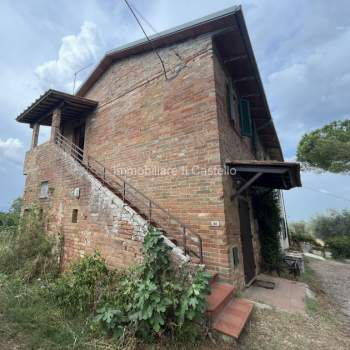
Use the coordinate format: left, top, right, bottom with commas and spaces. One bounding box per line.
253, 190, 283, 270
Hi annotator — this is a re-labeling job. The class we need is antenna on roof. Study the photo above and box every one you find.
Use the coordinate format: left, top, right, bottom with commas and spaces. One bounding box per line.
72, 63, 94, 95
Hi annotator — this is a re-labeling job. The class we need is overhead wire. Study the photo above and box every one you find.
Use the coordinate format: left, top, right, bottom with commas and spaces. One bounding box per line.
123, 0, 168, 80
301, 185, 350, 203
128, 0, 183, 61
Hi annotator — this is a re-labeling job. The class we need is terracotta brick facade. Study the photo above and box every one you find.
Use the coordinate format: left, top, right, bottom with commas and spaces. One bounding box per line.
22, 32, 269, 287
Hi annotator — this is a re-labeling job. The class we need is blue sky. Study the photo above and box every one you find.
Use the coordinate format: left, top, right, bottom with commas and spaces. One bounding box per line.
0, 0, 349, 221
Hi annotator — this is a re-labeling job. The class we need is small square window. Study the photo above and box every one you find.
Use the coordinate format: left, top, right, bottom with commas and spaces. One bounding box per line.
72, 209, 78, 223
39, 181, 49, 198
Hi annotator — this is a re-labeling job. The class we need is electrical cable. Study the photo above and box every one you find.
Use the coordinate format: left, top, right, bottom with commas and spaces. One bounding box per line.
124, 0, 168, 80
301, 185, 350, 203
98, 44, 212, 109
128, 0, 183, 61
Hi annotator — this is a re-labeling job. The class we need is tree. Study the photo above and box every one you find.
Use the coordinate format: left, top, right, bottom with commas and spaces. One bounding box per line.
296, 120, 350, 173
0, 197, 22, 227
288, 221, 308, 236
311, 209, 350, 240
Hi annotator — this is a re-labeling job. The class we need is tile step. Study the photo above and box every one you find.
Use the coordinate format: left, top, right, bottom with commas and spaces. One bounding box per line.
212, 298, 254, 339
207, 282, 235, 319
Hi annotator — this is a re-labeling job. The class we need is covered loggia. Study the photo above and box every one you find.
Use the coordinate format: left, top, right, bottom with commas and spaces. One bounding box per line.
16, 89, 98, 153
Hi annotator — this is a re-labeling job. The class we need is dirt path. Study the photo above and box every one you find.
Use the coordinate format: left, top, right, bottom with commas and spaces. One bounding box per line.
309, 258, 350, 324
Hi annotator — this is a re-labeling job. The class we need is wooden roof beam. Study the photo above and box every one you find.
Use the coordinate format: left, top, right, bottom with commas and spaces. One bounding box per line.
224, 54, 248, 63
232, 76, 255, 83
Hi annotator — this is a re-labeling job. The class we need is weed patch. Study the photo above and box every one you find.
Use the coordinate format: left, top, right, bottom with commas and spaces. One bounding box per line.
0, 207, 60, 282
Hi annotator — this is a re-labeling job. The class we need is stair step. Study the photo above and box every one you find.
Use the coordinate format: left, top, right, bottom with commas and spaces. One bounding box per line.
207, 282, 235, 319
209, 273, 219, 286
212, 298, 253, 339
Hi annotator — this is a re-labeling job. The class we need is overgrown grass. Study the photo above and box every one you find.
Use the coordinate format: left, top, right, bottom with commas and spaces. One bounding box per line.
0, 275, 97, 349
0, 207, 60, 282
0, 211, 212, 349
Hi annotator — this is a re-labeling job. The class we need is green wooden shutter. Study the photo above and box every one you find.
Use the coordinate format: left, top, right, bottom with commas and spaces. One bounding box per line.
226, 83, 236, 123
239, 98, 253, 137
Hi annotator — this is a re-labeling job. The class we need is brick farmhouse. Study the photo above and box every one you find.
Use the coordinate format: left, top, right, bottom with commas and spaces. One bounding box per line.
17, 6, 301, 289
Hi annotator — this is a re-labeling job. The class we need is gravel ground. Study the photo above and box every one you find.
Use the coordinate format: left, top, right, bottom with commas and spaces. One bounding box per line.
309, 258, 350, 324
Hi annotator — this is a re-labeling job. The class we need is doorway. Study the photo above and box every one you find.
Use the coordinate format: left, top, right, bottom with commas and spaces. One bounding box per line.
73, 123, 85, 160
238, 198, 256, 285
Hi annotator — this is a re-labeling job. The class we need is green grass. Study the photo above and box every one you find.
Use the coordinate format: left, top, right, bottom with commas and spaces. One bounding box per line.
0, 275, 97, 349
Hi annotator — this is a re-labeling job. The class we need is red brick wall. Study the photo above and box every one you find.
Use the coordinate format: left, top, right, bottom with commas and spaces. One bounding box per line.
78, 34, 231, 278
213, 51, 268, 286
22, 33, 269, 285
23, 142, 147, 270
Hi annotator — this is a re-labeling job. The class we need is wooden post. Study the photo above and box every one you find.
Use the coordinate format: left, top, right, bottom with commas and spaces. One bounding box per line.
50, 108, 61, 142
30, 123, 40, 149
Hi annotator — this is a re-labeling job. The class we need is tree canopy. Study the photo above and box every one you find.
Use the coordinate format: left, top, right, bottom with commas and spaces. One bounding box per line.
296, 120, 350, 173
0, 197, 22, 227
310, 209, 350, 240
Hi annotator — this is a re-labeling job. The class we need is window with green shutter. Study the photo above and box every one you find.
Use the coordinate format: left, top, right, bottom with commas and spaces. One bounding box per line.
239, 98, 253, 137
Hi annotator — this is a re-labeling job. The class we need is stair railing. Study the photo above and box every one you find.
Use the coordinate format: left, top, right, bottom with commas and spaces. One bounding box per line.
55, 131, 203, 263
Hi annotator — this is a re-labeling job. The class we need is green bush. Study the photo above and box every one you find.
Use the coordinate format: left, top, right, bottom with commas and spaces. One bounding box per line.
49, 252, 113, 314
0, 207, 59, 282
95, 227, 211, 342
0, 205, 212, 346
325, 236, 350, 259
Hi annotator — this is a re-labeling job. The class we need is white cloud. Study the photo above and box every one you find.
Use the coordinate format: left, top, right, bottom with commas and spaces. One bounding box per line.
265, 26, 350, 156
0, 138, 23, 164
35, 21, 100, 92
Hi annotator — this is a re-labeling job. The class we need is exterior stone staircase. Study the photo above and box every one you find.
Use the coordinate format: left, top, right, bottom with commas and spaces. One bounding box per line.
55, 131, 203, 263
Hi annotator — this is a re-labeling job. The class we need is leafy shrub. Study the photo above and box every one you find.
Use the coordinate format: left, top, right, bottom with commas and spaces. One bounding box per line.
95, 227, 211, 342
325, 236, 350, 259
0, 207, 59, 281
47, 228, 211, 342
49, 252, 113, 314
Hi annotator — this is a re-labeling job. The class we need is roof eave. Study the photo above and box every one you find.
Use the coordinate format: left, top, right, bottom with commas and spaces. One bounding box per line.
234, 10, 284, 161
76, 6, 241, 97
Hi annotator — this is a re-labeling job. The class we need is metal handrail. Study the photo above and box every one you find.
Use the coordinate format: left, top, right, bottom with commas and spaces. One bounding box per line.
55, 131, 203, 263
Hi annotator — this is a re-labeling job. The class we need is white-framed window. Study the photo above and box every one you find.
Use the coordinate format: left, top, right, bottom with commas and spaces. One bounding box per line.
39, 181, 49, 199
